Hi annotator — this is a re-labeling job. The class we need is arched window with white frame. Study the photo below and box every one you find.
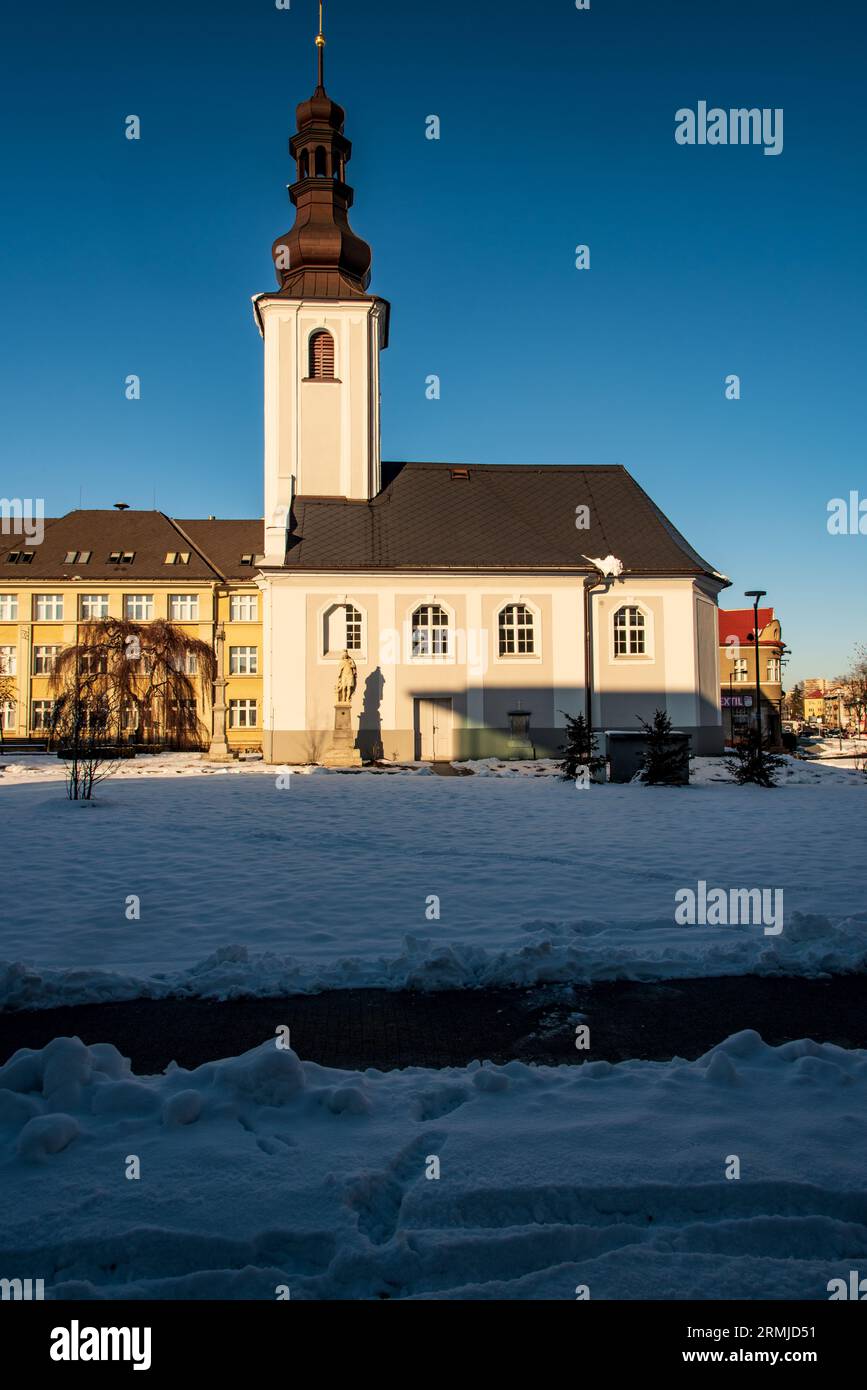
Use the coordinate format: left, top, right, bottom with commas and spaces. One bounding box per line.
324, 602, 363, 656
613, 605, 647, 657
412, 603, 449, 658
498, 603, 536, 656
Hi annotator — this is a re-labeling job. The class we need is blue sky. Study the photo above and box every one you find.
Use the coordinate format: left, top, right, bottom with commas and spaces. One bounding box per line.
1, 0, 865, 683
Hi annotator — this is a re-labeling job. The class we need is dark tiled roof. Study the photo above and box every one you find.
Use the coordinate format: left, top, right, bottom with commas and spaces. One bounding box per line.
0, 511, 255, 582
283, 463, 722, 576
175, 519, 264, 580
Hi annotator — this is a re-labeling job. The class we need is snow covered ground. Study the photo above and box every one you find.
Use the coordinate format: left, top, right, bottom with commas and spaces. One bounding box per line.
1, 1030, 864, 1300
1, 759, 865, 1008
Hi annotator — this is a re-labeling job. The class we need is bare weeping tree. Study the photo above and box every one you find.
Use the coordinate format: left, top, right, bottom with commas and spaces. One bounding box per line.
48, 619, 217, 797
0, 648, 16, 749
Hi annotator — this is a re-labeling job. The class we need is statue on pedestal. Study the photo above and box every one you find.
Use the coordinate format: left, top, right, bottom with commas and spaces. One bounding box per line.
323, 650, 362, 767
336, 651, 357, 705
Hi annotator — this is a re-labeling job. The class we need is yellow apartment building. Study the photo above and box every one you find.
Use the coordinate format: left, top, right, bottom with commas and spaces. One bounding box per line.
0, 510, 263, 754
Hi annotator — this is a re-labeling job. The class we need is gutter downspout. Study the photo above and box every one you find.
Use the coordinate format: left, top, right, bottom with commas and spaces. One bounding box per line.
584, 574, 609, 731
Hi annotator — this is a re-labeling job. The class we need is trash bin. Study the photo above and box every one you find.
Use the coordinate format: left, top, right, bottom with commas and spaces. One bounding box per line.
605, 729, 691, 784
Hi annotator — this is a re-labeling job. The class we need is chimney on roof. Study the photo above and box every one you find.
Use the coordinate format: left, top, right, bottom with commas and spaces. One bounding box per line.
114, 502, 129, 511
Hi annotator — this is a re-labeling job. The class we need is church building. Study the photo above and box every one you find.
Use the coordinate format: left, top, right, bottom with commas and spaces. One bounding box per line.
253, 20, 728, 762
0, 18, 728, 763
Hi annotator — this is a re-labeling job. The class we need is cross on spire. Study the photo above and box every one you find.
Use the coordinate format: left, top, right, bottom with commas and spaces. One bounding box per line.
316, 0, 326, 88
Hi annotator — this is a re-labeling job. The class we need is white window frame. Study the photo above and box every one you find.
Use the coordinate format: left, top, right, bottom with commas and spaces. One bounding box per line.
0, 699, 16, 732
33, 645, 61, 675
229, 698, 258, 729
321, 601, 366, 659
733, 657, 750, 684
229, 594, 258, 622
34, 593, 64, 621
169, 594, 199, 621
79, 594, 109, 620
229, 645, 258, 675
31, 699, 55, 731
124, 594, 154, 621
0, 594, 18, 620
0, 645, 16, 677
767, 657, 781, 683
409, 602, 452, 661
496, 601, 540, 661
611, 603, 653, 661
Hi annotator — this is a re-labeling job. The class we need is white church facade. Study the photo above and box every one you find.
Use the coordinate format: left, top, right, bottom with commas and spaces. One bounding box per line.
253, 27, 727, 764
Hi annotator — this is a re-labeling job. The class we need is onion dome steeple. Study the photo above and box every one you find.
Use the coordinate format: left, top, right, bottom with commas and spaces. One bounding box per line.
271, 2, 373, 298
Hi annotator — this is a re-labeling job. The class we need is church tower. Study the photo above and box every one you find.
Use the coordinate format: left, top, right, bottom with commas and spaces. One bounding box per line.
255, 2, 390, 565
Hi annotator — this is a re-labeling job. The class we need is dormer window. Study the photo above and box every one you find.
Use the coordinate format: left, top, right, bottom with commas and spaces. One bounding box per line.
108, 551, 135, 564
240, 554, 254, 566
308, 330, 335, 381
6, 551, 34, 564
164, 552, 190, 565
64, 550, 91, 564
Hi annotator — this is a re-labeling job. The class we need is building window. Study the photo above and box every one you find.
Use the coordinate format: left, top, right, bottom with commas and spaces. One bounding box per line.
6, 551, 34, 565
80, 650, 108, 676
173, 651, 198, 675
613, 606, 646, 657
324, 603, 362, 655
80, 594, 109, 620
108, 551, 135, 565
229, 646, 258, 675
0, 700, 15, 733
230, 594, 257, 622
164, 552, 190, 565
499, 603, 536, 656
169, 594, 199, 621
34, 594, 64, 620
733, 657, 749, 683
63, 551, 91, 565
412, 603, 450, 658
0, 594, 18, 620
309, 330, 335, 380
125, 594, 154, 621
229, 698, 257, 729
0, 645, 16, 677
767, 657, 781, 683
31, 699, 55, 731
33, 645, 61, 675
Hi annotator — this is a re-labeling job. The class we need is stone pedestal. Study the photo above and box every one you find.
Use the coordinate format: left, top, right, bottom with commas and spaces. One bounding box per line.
506, 708, 535, 760
207, 677, 235, 762
322, 701, 362, 767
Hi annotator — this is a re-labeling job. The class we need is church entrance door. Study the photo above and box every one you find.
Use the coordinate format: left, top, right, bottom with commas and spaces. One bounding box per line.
414, 697, 453, 762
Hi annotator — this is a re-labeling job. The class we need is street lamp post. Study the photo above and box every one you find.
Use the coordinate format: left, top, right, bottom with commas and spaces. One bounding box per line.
745, 590, 767, 746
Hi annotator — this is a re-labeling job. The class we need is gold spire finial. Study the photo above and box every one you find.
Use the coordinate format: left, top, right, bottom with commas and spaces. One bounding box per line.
315, 0, 326, 86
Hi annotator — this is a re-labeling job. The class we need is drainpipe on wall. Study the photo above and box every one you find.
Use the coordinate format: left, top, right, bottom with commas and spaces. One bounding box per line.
583, 574, 609, 731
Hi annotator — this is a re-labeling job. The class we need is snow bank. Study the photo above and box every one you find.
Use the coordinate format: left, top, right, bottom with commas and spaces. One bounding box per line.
1, 1031, 865, 1300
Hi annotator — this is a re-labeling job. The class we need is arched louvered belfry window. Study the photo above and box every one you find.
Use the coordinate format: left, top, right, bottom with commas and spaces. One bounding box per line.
309, 330, 335, 381
299, 149, 310, 179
